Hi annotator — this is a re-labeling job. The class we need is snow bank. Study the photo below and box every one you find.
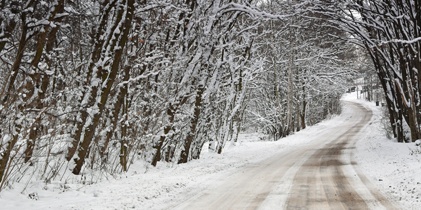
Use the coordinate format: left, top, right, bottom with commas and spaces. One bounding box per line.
344, 92, 421, 209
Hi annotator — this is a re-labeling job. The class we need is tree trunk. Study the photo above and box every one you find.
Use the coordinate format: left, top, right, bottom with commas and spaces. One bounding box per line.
151, 105, 175, 167
71, 0, 135, 175
178, 86, 204, 164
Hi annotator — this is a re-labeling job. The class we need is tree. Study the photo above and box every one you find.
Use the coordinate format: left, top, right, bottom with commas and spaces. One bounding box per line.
243, 0, 355, 140
0, 0, 67, 187
315, 0, 421, 142
0, 0, 362, 192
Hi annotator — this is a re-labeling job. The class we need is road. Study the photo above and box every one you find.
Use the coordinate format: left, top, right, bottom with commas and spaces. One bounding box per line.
172, 101, 398, 210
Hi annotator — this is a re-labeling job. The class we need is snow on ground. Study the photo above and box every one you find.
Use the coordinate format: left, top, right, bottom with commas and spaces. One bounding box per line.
0, 120, 338, 210
0, 92, 420, 209
345, 92, 421, 209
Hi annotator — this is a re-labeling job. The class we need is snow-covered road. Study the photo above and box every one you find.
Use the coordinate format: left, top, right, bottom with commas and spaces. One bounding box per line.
4, 94, 421, 210
170, 102, 398, 210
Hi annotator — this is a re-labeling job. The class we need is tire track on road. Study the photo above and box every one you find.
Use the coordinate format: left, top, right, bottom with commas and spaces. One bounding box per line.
171, 102, 398, 210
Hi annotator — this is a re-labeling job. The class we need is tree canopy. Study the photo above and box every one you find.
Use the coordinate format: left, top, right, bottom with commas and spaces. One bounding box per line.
1, 0, 417, 191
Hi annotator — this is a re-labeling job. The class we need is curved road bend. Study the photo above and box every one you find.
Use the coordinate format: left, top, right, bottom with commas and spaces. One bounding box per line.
172, 101, 398, 210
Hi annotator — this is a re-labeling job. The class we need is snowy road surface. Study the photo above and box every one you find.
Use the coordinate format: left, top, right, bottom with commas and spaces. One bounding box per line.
3, 95, 415, 210
171, 102, 398, 210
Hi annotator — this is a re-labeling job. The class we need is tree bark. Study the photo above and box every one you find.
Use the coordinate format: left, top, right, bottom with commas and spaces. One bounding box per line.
178, 86, 204, 164
71, 0, 135, 175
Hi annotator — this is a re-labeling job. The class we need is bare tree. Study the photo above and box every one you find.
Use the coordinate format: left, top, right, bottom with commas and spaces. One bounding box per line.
315, 0, 421, 142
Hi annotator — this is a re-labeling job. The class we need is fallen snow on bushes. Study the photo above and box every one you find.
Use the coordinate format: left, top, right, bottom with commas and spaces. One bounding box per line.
0, 92, 420, 209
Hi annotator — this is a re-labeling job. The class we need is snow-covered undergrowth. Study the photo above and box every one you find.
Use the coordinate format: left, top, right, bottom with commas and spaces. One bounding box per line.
1, 92, 420, 209
0, 109, 345, 209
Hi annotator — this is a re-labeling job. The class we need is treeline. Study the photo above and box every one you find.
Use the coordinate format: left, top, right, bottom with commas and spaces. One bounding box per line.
245, 1, 355, 139
315, 0, 421, 142
0, 0, 354, 190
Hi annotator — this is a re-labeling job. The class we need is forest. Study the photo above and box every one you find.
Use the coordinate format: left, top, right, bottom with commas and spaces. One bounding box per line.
0, 0, 419, 191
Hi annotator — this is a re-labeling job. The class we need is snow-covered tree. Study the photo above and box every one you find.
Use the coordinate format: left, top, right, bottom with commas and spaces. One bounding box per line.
314, 0, 421, 142
244, 0, 355, 140
0, 0, 363, 192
